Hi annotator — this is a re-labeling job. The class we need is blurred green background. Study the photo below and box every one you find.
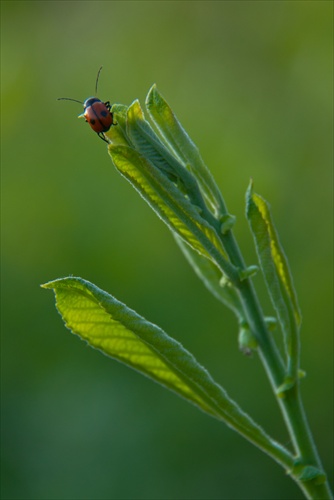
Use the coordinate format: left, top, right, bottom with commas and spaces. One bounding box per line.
1, 1, 333, 499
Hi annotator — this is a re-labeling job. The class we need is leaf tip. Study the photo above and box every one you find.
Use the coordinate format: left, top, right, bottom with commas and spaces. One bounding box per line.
145, 84, 161, 113
147, 82, 157, 95
127, 99, 144, 123
41, 276, 84, 292
246, 178, 254, 200
41, 280, 56, 290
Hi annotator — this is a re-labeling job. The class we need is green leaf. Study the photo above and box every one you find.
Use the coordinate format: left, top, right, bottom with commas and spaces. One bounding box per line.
126, 100, 179, 183
42, 276, 293, 469
174, 234, 245, 321
246, 181, 301, 382
104, 104, 131, 146
126, 100, 208, 212
43, 277, 218, 416
146, 85, 226, 215
108, 143, 238, 282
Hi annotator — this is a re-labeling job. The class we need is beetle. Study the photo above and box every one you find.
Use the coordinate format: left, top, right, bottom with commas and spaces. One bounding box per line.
58, 67, 115, 143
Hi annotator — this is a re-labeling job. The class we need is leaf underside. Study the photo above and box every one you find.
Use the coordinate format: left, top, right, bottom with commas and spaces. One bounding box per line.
42, 276, 289, 465
246, 182, 301, 379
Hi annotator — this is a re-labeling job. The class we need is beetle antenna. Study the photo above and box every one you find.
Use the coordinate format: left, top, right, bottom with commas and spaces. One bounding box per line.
57, 97, 83, 104
95, 66, 103, 95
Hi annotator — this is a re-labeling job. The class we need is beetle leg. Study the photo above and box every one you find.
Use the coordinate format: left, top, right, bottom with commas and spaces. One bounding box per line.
97, 132, 110, 143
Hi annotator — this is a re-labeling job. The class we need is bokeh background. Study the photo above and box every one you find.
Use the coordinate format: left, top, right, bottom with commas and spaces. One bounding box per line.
1, 1, 333, 499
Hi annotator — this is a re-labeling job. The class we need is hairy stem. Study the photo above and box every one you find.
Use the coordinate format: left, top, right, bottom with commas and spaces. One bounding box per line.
220, 229, 332, 499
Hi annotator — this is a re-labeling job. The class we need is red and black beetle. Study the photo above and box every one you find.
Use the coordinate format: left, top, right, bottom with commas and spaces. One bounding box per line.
58, 67, 115, 143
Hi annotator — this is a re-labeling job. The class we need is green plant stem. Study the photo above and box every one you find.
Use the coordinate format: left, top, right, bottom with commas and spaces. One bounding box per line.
220, 229, 332, 499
